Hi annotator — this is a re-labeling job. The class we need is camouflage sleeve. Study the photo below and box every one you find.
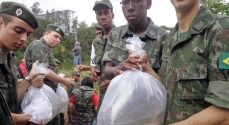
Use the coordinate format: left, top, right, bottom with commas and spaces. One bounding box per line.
102, 29, 115, 63
25, 42, 49, 71
204, 21, 229, 109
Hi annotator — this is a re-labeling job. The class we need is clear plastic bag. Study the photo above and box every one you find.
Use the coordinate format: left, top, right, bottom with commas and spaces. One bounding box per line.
56, 73, 69, 113
97, 35, 167, 125
21, 84, 60, 124
21, 63, 60, 124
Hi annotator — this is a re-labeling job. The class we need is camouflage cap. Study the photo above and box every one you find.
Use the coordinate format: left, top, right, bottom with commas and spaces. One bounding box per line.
46, 24, 64, 37
93, 0, 113, 11
94, 23, 102, 30
72, 70, 80, 76
0, 1, 38, 29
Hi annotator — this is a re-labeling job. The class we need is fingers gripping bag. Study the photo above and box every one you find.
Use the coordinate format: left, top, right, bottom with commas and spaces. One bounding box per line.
56, 73, 69, 113
97, 35, 167, 125
21, 63, 60, 124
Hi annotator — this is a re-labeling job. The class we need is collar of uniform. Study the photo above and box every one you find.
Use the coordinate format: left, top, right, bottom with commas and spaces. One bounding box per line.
121, 17, 156, 39
170, 7, 212, 37
0, 48, 5, 64
40, 37, 50, 48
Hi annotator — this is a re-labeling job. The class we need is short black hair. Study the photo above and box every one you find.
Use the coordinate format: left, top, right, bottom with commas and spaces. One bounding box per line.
81, 77, 93, 88
0, 13, 13, 26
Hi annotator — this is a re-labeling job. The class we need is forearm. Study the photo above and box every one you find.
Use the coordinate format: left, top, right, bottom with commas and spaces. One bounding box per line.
45, 69, 65, 83
144, 68, 162, 83
171, 105, 229, 125
104, 66, 117, 80
69, 103, 74, 116
11, 113, 31, 125
17, 80, 30, 100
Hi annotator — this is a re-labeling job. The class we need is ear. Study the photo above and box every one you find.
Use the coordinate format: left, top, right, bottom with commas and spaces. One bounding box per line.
146, 0, 152, 10
112, 13, 114, 20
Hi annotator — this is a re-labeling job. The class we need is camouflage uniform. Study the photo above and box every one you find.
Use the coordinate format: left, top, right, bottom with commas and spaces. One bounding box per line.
72, 86, 95, 123
25, 37, 58, 91
159, 7, 229, 124
0, 49, 19, 114
92, 34, 110, 108
67, 80, 79, 98
103, 17, 168, 72
0, 91, 15, 125
25, 38, 60, 125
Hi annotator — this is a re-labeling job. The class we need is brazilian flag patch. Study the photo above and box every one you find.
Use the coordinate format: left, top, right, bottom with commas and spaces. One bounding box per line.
219, 53, 229, 69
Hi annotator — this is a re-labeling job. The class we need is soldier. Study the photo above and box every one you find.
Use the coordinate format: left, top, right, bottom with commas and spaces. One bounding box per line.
102, 0, 167, 82
69, 77, 98, 125
25, 24, 73, 125
78, 0, 115, 111
94, 23, 102, 36
158, 0, 229, 124
0, 1, 45, 125
67, 70, 81, 98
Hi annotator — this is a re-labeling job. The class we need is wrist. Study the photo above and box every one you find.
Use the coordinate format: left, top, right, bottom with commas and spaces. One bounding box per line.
24, 77, 32, 85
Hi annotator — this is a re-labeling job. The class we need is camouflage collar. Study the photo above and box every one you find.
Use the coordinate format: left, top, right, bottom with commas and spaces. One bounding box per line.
0, 48, 5, 64
40, 37, 51, 49
170, 6, 212, 37
121, 17, 156, 39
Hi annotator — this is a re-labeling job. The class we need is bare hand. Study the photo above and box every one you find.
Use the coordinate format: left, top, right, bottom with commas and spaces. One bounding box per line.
28, 61, 45, 79
62, 78, 73, 87
31, 76, 44, 88
78, 65, 93, 72
100, 79, 111, 91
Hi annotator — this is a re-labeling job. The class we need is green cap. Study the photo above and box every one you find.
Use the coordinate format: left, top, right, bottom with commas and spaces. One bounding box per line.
72, 70, 80, 76
46, 24, 64, 37
0, 1, 38, 29
93, 0, 113, 11
94, 23, 102, 30
54, 58, 60, 65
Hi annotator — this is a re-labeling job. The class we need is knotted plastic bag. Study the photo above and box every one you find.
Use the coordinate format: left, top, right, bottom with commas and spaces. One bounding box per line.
21, 63, 60, 124
56, 73, 69, 113
97, 35, 167, 125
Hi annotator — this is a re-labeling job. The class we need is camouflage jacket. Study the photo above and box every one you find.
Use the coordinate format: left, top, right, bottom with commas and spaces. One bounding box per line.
0, 91, 15, 125
25, 38, 58, 91
103, 17, 168, 72
67, 80, 79, 98
0, 48, 18, 113
72, 86, 95, 122
159, 7, 229, 124
92, 35, 109, 83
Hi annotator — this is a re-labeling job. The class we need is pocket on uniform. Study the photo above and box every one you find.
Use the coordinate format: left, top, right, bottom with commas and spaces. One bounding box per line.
176, 61, 208, 100
109, 46, 128, 66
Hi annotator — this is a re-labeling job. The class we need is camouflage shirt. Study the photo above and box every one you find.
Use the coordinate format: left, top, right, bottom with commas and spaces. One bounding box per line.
92, 35, 109, 83
103, 17, 168, 71
67, 80, 79, 98
159, 7, 229, 124
72, 86, 95, 122
0, 48, 18, 113
25, 37, 58, 91
0, 91, 15, 125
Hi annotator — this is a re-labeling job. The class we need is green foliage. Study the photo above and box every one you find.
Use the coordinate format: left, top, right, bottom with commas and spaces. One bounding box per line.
201, 0, 229, 16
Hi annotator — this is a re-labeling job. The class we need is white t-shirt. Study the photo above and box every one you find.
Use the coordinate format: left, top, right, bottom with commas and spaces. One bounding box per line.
90, 44, 96, 67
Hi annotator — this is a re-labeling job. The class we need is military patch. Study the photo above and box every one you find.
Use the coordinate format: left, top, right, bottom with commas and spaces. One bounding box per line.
219, 53, 229, 69
16, 8, 22, 17
56, 28, 59, 31
193, 20, 207, 31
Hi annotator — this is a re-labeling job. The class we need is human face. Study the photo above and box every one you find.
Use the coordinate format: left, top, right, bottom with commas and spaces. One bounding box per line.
0, 16, 34, 53
95, 5, 114, 30
96, 29, 102, 36
44, 31, 62, 48
121, 0, 151, 25
170, 0, 200, 12
72, 74, 80, 82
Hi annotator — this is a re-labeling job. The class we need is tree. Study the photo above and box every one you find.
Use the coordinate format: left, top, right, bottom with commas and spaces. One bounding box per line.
30, 2, 43, 16
201, 0, 229, 16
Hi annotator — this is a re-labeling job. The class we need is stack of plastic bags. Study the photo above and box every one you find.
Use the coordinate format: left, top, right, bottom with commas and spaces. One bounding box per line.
97, 35, 167, 125
21, 63, 60, 124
